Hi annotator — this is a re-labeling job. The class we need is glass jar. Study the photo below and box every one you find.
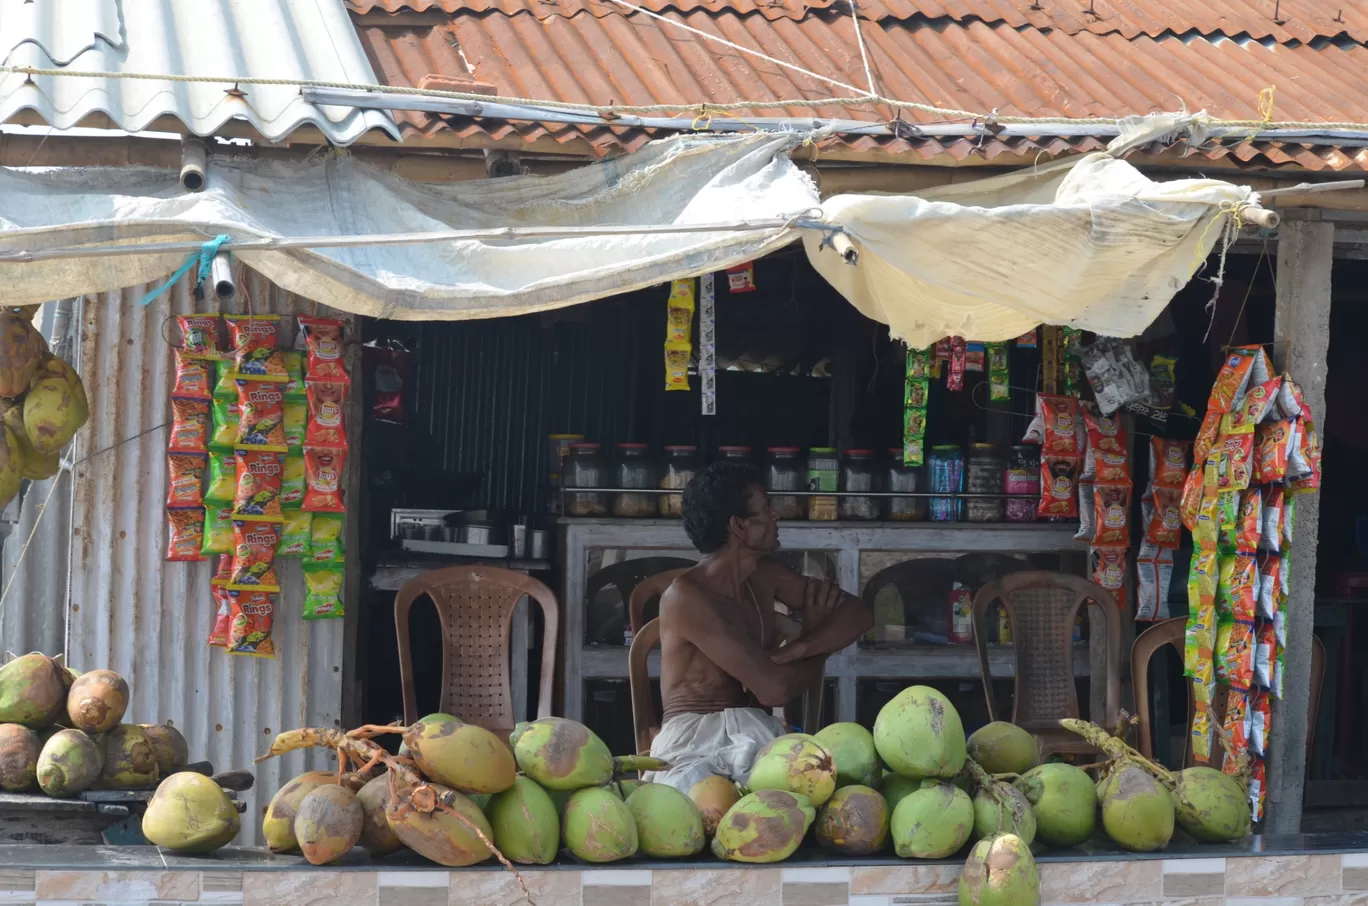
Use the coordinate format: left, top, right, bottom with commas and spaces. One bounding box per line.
884, 448, 925, 521
928, 445, 965, 522
564, 443, 608, 517
612, 444, 656, 518
839, 449, 880, 520
966, 443, 1007, 522
658, 445, 699, 517
546, 433, 584, 514
1005, 445, 1041, 523
718, 445, 753, 464
766, 447, 805, 521
806, 447, 839, 521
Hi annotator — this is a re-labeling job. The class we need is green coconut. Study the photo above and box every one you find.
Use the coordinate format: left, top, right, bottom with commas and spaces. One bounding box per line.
356, 774, 405, 857
880, 772, 922, 813
973, 783, 1037, 845
563, 786, 638, 863
0, 723, 41, 792
1097, 762, 1174, 852
488, 775, 560, 864
143, 772, 240, 853
96, 724, 158, 790
511, 717, 614, 791
385, 782, 493, 867
625, 782, 706, 858
1014, 763, 1096, 848
1171, 766, 1250, 843
958, 833, 1040, 906
294, 785, 364, 865
747, 733, 837, 807
402, 714, 516, 794
891, 780, 974, 858
711, 790, 815, 863
36, 728, 102, 797
0, 653, 69, 729
140, 725, 189, 777
873, 685, 967, 780
814, 723, 881, 789
966, 723, 1038, 776
263, 771, 337, 853
815, 784, 889, 855
689, 774, 741, 838
397, 713, 446, 758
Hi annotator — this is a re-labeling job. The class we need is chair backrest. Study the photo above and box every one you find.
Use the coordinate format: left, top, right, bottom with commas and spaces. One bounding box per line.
1132, 616, 1326, 769
585, 557, 698, 645
971, 571, 1121, 732
394, 565, 560, 734
628, 568, 689, 635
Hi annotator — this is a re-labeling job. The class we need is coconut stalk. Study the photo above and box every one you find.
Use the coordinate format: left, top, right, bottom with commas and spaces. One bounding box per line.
961, 757, 1029, 837
1059, 718, 1178, 788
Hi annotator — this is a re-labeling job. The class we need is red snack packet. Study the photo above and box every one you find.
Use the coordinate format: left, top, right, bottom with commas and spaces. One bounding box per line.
172, 350, 213, 400
1206, 433, 1253, 491
166, 451, 207, 507
1209, 347, 1257, 413
1150, 438, 1189, 488
1254, 419, 1294, 484
1250, 757, 1267, 822
169, 397, 210, 453
1236, 489, 1262, 553
232, 449, 285, 522
176, 315, 221, 359
1039, 455, 1081, 517
726, 263, 757, 293
1146, 485, 1183, 548
1092, 482, 1131, 547
225, 314, 287, 382
1222, 690, 1250, 776
1260, 488, 1284, 552
235, 380, 288, 451
1180, 467, 1204, 532
1224, 621, 1256, 690
1039, 396, 1082, 456
1082, 402, 1126, 455
1218, 554, 1258, 623
305, 379, 348, 446
1193, 409, 1223, 467
1289, 407, 1322, 491
166, 506, 206, 561
1091, 546, 1126, 595
208, 583, 232, 648
934, 338, 951, 362
947, 337, 967, 391
228, 520, 281, 592
227, 589, 276, 658
303, 445, 347, 513
1277, 376, 1304, 419
1225, 377, 1281, 433
1255, 622, 1276, 689
1091, 450, 1130, 484
297, 316, 348, 382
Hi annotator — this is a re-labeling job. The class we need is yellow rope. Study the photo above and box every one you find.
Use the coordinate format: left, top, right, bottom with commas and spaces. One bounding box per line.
1247, 86, 1276, 143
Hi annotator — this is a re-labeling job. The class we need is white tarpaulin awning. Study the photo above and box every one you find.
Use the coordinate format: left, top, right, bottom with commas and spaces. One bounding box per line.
0, 132, 1253, 343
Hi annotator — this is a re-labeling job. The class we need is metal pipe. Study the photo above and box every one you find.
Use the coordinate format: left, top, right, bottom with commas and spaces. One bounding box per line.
209, 252, 235, 300
179, 137, 207, 192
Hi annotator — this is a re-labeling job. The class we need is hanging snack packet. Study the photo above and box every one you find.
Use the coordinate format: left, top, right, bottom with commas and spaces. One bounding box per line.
1091, 450, 1130, 484
1091, 547, 1126, 598
1277, 376, 1305, 419
1135, 544, 1174, 621
235, 380, 288, 451
1260, 488, 1283, 552
1209, 347, 1257, 413
303, 445, 346, 512
1193, 490, 1221, 551
201, 505, 234, 556
664, 341, 690, 391
166, 452, 207, 507
303, 563, 345, 620
298, 316, 347, 381
1255, 623, 1276, 689
232, 449, 285, 521
1039, 396, 1083, 456
208, 584, 232, 649
904, 378, 930, 409
1221, 554, 1258, 622
1224, 621, 1256, 690
964, 341, 985, 373
1235, 489, 1262, 553
1225, 377, 1282, 434
228, 520, 281, 592
1288, 407, 1322, 491
1283, 494, 1296, 548
1256, 554, 1280, 620
225, 314, 287, 381
1148, 355, 1178, 410
1040, 456, 1082, 518
280, 453, 305, 508
283, 399, 306, 450
177, 315, 221, 358
169, 397, 210, 453
947, 337, 967, 391
166, 506, 206, 561
1250, 690, 1271, 758
906, 346, 933, 380
1249, 758, 1267, 821
1214, 490, 1240, 553
310, 512, 344, 563
1213, 619, 1234, 684
1184, 595, 1216, 682
172, 350, 214, 400
1074, 481, 1095, 541
277, 508, 312, 557
305, 379, 348, 446
227, 589, 276, 658
1150, 438, 1189, 488
1082, 402, 1126, 455
1190, 706, 1214, 764
1254, 419, 1294, 484
1092, 482, 1131, 547
280, 351, 306, 404
204, 450, 235, 505
1221, 691, 1250, 777
1273, 647, 1286, 699
664, 281, 695, 345
903, 406, 927, 467
1180, 467, 1204, 532
1146, 485, 1183, 548
1193, 410, 1223, 466
987, 342, 1010, 401
213, 358, 237, 400
1206, 433, 1254, 491
727, 262, 757, 293
210, 397, 240, 449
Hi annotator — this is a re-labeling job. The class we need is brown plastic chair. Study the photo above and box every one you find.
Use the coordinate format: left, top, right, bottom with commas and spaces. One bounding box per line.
1131, 617, 1325, 770
394, 565, 559, 737
971, 571, 1122, 760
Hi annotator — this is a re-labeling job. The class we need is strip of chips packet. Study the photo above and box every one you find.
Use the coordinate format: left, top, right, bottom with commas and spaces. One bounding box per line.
303, 562, 344, 620
232, 449, 285, 521
172, 350, 214, 400
169, 397, 210, 453
225, 314, 287, 381
302, 445, 346, 512
166, 506, 206, 561
177, 315, 221, 359
167, 452, 206, 507
208, 554, 233, 648
281, 453, 306, 509
228, 520, 281, 592
227, 589, 276, 658
205, 450, 235, 505
305, 379, 348, 446
277, 508, 312, 557
201, 504, 235, 556
310, 512, 344, 563
235, 380, 289, 451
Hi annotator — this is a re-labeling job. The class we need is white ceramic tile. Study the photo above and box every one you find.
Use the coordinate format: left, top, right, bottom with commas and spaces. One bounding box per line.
198, 892, 245, 905
848, 897, 889, 906
782, 868, 853, 884
0, 895, 39, 904
1347, 854, 1368, 868
377, 871, 450, 888
582, 869, 653, 887
1226, 898, 1304, 906
1163, 858, 1227, 874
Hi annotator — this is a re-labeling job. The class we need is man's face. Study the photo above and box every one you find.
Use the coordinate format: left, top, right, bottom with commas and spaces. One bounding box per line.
734, 483, 780, 553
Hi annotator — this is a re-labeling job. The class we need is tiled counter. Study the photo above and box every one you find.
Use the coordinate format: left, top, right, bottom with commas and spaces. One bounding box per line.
3, 834, 1368, 906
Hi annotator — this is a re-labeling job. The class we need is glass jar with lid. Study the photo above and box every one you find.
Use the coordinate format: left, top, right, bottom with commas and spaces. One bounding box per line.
658, 445, 699, 517
1005, 445, 1041, 523
564, 443, 608, 517
806, 447, 839, 521
839, 449, 880, 520
928, 444, 965, 522
765, 447, 805, 520
884, 448, 926, 521
717, 445, 753, 464
612, 443, 657, 518
965, 443, 1007, 522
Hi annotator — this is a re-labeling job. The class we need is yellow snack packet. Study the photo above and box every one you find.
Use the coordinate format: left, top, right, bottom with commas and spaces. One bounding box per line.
664, 342, 691, 392
666, 279, 696, 345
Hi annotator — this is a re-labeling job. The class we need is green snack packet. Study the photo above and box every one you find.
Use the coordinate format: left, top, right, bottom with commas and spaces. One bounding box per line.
310, 512, 345, 563
283, 400, 306, 449
205, 449, 236, 504
201, 505, 235, 555
281, 452, 305, 508
303, 562, 344, 620
213, 359, 237, 400
211, 396, 240, 449
277, 508, 312, 557
282, 350, 306, 401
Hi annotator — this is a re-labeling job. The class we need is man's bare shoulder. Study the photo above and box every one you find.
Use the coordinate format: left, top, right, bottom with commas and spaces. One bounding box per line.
660, 570, 724, 622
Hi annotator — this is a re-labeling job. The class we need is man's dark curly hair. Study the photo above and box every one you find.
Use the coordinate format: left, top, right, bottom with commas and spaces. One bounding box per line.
682, 461, 764, 554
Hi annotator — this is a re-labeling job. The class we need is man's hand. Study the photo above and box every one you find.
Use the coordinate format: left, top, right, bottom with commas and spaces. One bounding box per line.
802, 577, 844, 629
771, 640, 811, 665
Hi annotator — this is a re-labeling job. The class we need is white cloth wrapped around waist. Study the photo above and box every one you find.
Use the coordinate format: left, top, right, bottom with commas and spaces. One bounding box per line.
641, 707, 787, 795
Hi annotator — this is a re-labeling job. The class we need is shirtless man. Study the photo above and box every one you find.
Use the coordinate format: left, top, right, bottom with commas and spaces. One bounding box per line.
642, 461, 874, 793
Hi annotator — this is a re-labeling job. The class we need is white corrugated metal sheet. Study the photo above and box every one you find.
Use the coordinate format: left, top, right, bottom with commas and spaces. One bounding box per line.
0, 0, 399, 145
66, 273, 345, 845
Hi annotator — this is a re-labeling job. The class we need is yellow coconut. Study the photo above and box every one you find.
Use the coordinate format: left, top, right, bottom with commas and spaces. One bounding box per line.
263, 771, 337, 853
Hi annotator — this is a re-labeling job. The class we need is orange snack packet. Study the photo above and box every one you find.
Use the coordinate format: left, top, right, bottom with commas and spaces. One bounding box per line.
1092, 482, 1131, 547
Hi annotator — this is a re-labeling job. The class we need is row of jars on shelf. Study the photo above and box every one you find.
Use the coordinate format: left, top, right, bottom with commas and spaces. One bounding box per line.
560, 442, 1043, 522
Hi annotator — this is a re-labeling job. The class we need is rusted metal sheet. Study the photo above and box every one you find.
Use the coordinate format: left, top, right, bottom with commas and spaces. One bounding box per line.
354, 8, 1368, 170
66, 273, 346, 845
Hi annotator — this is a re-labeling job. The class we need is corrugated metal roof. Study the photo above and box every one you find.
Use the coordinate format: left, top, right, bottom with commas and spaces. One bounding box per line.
67, 274, 344, 846
353, 9, 1368, 169
0, 0, 400, 145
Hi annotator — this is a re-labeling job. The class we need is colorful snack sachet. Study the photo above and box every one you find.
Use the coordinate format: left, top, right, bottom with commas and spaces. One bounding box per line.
232, 449, 285, 521
225, 314, 287, 381
310, 512, 344, 563
177, 315, 221, 358
228, 520, 281, 592
298, 317, 348, 381
277, 508, 312, 557
227, 589, 276, 658
169, 397, 210, 453
302, 445, 346, 512
166, 452, 206, 507
303, 563, 344, 620
208, 554, 233, 648
166, 506, 206, 561
305, 379, 348, 446
201, 504, 235, 556
172, 351, 214, 400
235, 380, 288, 451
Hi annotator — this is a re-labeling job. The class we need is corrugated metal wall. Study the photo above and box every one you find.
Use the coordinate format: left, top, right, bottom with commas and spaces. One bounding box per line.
67, 272, 343, 845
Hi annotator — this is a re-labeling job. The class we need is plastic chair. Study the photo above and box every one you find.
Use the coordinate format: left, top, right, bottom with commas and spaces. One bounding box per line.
1131, 617, 1325, 770
394, 565, 559, 737
628, 568, 689, 635
585, 556, 697, 645
971, 571, 1122, 760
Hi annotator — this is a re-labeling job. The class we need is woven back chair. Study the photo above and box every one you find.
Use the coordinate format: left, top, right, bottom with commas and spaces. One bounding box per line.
971, 571, 1121, 760
1132, 617, 1325, 770
585, 556, 697, 645
394, 565, 559, 738
628, 568, 689, 636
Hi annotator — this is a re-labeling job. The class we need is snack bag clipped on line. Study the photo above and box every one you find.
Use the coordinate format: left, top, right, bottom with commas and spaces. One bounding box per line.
277, 508, 312, 558
303, 562, 345, 620
298, 317, 348, 381
1074, 481, 1095, 541
210, 396, 240, 449
232, 449, 285, 521
172, 350, 213, 400
225, 314, 287, 382
228, 520, 281, 592
1040, 456, 1082, 518
177, 315, 221, 359
310, 512, 344, 563
167, 452, 206, 508
207, 553, 234, 648
166, 506, 206, 562
235, 380, 288, 451
1190, 705, 1214, 764
1092, 482, 1130, 547
1145, 485, 1183, 548
1135, 542, 1174, 621
305, 379, 348, 446
201, 504, 235, 556
169, 398, 210, 454
1149, 437, 1189, 488
1222, 690, 1250, 777
227, 589, 276, 658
